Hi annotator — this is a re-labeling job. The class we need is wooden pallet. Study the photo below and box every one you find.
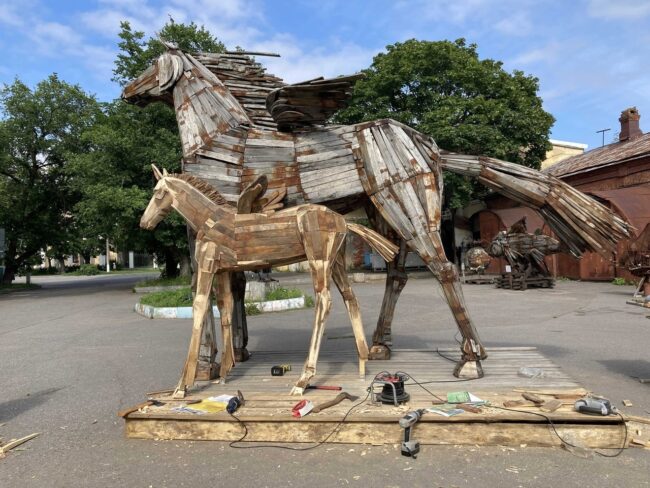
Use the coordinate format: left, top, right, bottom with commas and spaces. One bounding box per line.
495, 273, 555, 290
463, 275, 496, 285
123, 348, 634, 448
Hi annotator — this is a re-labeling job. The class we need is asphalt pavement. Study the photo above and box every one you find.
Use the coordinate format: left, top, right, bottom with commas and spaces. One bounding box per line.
0, 272, 648, 487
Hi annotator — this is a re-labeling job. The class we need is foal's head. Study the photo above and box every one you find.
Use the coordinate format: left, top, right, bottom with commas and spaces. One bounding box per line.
140, 165, 174, 230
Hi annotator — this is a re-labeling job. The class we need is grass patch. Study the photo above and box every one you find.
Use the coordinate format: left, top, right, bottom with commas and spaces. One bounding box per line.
245, 302, 262, 315
140, 287, 193, 307
0, 283, 42, 294
139, 284, 314, 311
135, 275, 191, 288
264, 287, 303, 301
612, 277, 635, 286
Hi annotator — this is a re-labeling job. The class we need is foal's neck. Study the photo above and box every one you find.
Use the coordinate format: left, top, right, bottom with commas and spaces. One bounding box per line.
168, 179, 233, 232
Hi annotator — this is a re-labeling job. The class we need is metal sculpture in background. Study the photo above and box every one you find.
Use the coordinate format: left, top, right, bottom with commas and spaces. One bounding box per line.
622, 223, 650, 300
124, 43, 632, 379
487, 218, 562, 290
465, 247, 492, 275
140, 166, 397, 397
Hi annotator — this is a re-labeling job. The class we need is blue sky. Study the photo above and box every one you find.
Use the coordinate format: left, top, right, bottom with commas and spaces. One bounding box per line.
1, 0, 649, 150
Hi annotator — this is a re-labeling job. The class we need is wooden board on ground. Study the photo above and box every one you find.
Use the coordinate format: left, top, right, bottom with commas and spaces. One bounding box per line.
123, 347, 637, 448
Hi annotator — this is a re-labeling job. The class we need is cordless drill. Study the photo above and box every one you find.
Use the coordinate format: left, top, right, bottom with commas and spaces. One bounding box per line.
400, 409, 425, 458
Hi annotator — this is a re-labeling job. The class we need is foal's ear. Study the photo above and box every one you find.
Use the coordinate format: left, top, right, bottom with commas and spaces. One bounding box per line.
162, 168, 169, 176
152, 164, 163, 180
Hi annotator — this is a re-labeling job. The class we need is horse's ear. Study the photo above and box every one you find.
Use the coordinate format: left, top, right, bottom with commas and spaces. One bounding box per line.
158, 52, 184, 91
152, 164, 163, 181
162, 168, 169, 176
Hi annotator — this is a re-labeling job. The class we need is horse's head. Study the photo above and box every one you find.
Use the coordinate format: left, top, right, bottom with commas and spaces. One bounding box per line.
141, 165, 174, 230
487, 231, 507, 257
122, 47, 184, 106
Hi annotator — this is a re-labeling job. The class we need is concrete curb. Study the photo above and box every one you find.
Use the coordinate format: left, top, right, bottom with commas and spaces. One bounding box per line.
134, 296, 306, 319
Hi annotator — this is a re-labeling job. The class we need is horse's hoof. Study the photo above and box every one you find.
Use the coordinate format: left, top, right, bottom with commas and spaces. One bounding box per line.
290, 386, 304, 396
172, 387, 187, 399
368, 344, 390, 360
453, 360, 484, 379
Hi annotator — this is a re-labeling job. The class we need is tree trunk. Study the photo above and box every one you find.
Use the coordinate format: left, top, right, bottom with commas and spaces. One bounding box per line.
163, 249, 180, 278
2, 240, 18, 284
179, 253, 192, 277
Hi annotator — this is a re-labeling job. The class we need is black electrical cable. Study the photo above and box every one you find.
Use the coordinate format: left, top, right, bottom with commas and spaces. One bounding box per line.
435, 348, 460, 363
228, 387, 372, 451
394, 372, 629, 458
491, 405, 628, 458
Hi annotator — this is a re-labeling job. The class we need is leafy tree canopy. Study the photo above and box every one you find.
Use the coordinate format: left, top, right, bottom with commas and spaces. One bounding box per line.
73, 20, 226, 277
335, 39, 555, 208
0, 75, 100, 283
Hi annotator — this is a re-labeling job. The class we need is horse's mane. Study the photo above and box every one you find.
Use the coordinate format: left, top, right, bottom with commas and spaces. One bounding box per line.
193, 52, 285, 129
172, 173, 228, 206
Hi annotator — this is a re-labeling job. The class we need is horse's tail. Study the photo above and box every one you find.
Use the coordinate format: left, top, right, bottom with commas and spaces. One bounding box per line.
440, 153, 633, 257
346, 223, 399, 262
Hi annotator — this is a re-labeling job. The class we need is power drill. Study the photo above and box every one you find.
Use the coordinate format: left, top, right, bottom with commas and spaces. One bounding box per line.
399, 409, 425, 458
226, 390, 245, 414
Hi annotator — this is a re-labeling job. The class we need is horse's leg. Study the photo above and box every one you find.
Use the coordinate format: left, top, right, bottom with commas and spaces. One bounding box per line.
331, 250, 368, 378
292, 211, 345, 395
230, 271, 249, 362
356, 119, 486, 378
365, 204, 408, 360
173, 267, 215, 398
215, 271, 236, 380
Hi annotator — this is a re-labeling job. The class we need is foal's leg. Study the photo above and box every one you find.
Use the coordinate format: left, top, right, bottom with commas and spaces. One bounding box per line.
215, 271, 236, 381
292, 210, 346, 395
332, 251, 368, 378
173, 267, 215, 398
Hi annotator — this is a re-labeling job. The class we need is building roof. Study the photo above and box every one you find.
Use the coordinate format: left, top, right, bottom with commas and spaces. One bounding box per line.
548, 139, 588, 150
590, 186, 650, 236
544, 132, 650, 178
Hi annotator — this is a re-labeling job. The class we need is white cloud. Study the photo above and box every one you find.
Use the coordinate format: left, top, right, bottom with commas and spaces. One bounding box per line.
495, 11, 531, 36
587, 0, 650, 19
0, 4, 22, 27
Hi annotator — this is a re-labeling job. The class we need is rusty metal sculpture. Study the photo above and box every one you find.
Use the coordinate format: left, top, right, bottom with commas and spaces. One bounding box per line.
622, 223, 650, 299
140, 165, 397, 397
486, 218, 562, 289
124, 43, 631, 380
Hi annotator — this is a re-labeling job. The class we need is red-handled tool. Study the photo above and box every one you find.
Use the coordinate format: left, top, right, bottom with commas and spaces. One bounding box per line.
305, 385, 342, 391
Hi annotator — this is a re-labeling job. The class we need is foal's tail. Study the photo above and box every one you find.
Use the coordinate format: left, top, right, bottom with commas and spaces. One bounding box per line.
347, 223, 399, 262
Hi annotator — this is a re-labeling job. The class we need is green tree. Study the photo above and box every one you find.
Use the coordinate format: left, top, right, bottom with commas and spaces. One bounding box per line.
0, 75, 100, 283
72, 20, 225, 277
335, 39, 555, 208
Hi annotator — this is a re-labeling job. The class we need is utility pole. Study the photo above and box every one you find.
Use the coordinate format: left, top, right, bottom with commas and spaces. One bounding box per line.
596, 128, 611, 147
105, 237, 110, 273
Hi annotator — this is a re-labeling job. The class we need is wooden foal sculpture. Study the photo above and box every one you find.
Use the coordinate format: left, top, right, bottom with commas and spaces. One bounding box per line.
124, 44, 632, 378
140, 165, 397, 397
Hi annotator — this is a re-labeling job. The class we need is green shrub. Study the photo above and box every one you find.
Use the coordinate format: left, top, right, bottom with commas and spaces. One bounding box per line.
265, 287, 303, 301
611, 277, 634, 286
73, 264, 100, 276
304, 295, 314, 308
140, 287, 193, 307
245, 302, 262, 315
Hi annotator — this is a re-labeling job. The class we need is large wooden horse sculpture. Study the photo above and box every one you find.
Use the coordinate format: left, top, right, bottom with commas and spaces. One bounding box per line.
140, 165, 397, 397
124, 43, 631, 378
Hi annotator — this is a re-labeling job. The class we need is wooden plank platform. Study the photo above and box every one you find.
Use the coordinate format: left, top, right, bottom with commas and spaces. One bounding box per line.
123, 347, 634, 448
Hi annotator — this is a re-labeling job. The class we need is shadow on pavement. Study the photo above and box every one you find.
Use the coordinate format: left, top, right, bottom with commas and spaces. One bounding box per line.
597, 359, 650, 383
0, 387, 65, 422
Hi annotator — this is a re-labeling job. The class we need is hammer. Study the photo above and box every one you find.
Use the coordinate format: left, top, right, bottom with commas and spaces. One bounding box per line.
312, 392, 358, 413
